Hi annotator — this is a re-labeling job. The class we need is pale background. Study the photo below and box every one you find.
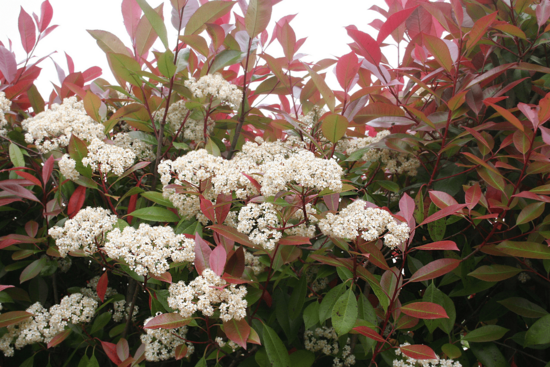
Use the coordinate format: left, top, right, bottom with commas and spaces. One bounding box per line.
0, 0, 390, 97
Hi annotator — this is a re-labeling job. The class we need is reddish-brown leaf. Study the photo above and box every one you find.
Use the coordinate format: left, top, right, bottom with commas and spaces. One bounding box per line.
144, 313, 190, 329
406, 7, 432, 38
346, 26, 381, 65
117, 337, 130, 362
175, 344, 188, 360
465, 183, 482, 210
224, 318, 250, 349
409, 259, 461, 282
0, 182, 41, 203
101, 340, 123, 365
336, 52, 360, 91
67, 186, 86, 219
215, 193, 232, 224
210, 245, 227, 276
14, 171, 42, 188
150, 272, 172, 284
323, 193, 339, 212
47, 329, 71, 349
42, 155, 54, 187
429, 191, 458, 209
420, 204, 467, 225
199, 196, 216, 223
466, 12, 498, 50
352, 326, 386, 343
18, 7, 36, 54
39, 0, 53, 32
400, 302, 449, 319
225, 246, 245, 277
279, 236, 311, 246
415, 241, 459, 251
209, 224, 257, 249
97, 272, 108, 302
0, 311, 33, 328
400, 344, 438, 360
194, 233, 212, 275
377, 6, 418, 43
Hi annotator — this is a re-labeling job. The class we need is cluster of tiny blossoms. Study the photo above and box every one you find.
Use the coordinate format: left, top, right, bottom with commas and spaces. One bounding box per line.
154, 100, 214, 142
141, 315, 194, 362
0, 294, 97, 357
237, 202, 281, 251
168, 269, 247, 322
185, 73, 243, 108
304, 327, 356, 367
0, 91, 12, 136
80, 276, 138, 322
244, 249, 266, 275
49, 207, 118, 257
215, 337, 239, 352
22, 97, 105, 153
105, 224, 195, 276
394, 343, 462, 367
337, 130, 420, 176
81, 137, 136, 176
319, 200, 410, 249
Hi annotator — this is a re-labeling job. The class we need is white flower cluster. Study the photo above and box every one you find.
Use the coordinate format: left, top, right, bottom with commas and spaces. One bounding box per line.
237, 202, 281, 251
298, 105, 325, 131
22, 97, 105, 153
168, 269, 247, 322
319, 200, 410, 249
141, 315, 194, 362
304, 327, 356, 367
49, 207, 118, 257
185, 73, 243, 108
245, 250, 266, 275
112, 132, 155, 161
79, 276, 138, 322
0, 294, 97, 357
284, 203, 319, 238
105, 224, 195, 277
337, 131, 420, 176
154, 100, 214, 142
81, 138, 136, 176
59, 154, 79, 180
0, 91, 11, 136
215, 336, 239, 352
394, 343, 462, 367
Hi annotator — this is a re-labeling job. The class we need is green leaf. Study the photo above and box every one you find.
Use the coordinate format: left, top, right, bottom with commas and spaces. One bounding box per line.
496, 241, 550, 260
288, 276, 307, 319
331, 288, 358, 336
376, 180, 399, 193
141, 191, 175, 208
303, 63, 335, 112
498, 297, 549, 318
423, 34, 453, 72
136, 0, 169, 49
209, 50, 244, 75
441, 343, 461, 359
9, 143, 25, 169
321, 114, 348, 143
516, 202, 545, 225
470, 342, 508, 367
357, 291, 377, 325
319, 283, 345, 323
157, 50, 176, 78
129, 207, 180, 222
303, 301, 319, 330
263, 325, 290, 367
87, 30, 133, 58
20, 257, 47, 283
245, 0, 272, 38
463, 325, 509, 343
289, 350, 314, 367
427, 203, 446, 241
184, 1, 236, 36
107, 52, 142, 88
468, 264, 522, 282
90, 312, 111, 335
525, 314, 550, 346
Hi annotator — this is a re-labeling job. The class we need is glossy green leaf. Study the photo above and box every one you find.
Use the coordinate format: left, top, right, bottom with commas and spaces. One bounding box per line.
463, 325, 509, 343
136, 0, 169, 49
209, 50, 244, 75
525, 314, 550, 346
157, 50, 176, 78
319, 283, 345, 323
128, 207, 180, 222
516, 202, 545, 225
498, 297, 548, 318
107, 52, 142, 87
303, 63, 335, 112
245, 0, 272, 38
321, 114, 348, 143
9, 143, 25, 169
468, 264, 522, 282
20, 257, 47, 283
263, 325, 290, 367
496, 241, 550, 260
331, 288, 358, 336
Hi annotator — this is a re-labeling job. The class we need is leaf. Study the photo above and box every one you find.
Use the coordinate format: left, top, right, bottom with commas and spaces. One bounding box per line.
468, 265, 522, 282
496, 241, 550, 260
466, 12, 498, 51
209, 50, 244, 74
87, 30, 133, 58
416, 241, 459, 251
135, 4, 163, 57
20, 257, 47, 283
136, 0, 169, 49
39, 0, 53, 32
321, 114, 348, 143
409, 259, 461, 282
47, 329, 71, 349
199, 196, 216, 222
225, 246, 245, 277
19, 7, 36, 54
477, 166, 505, 192
9, 143, 25, 169
463, 325, 509, 343
116, 338, 130, 362
400, 302, 448, 319
209, 224, 257, 249
516, 202, 545, 225
423, 34, 453, 72
175, 344, 188, 360
0, 46, 17, 84
144, 313, 190, 329
352, 325, 386, 343
421, 204, 466, 225
319, 283, 346, 323
537, 0, 550, 28
525, 314, 550, 346
498, 297, 549, 318
336, 52, 360, 91
100, 341, 123, 365
377, 6, 418, 43
263, 325, 290, 367
97, 272, 108, 302
67, 186, 86, 219
210, 245, 227, 276
224, 318, 250, 349
400, 344, 437, 360
303, 64, 335, 112
345, 26, 381, 65
0, 311, 33, 328
122, 0, 142, 39
289, 350, 314, 367
245, 0, 272, 38
331, 288, 358, 336
303, 302, 320, 330
107, 52, 142, 88
487, 102, 524, 132
279, 236, 311, 246
194, 233, 212, 275
288, 276, 307, 319
184, 1, 236, 35
84, 91, 102, 122
361, 242, 389, 270
128, 207, 179, 222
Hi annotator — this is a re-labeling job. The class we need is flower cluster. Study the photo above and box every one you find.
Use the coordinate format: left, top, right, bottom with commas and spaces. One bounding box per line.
0, 91, 11, 136
49, 207, 118, 257
154, 100, 214, 142
318, 200, 410, 249
141, 316, 194, 362
337, 130, 420, 176
168, 269, 247, 322
185, 73, 243, 108
80, 276, 138, 322
0, 294, 97, 357
393, 343, 462, 367
215, 337, 239, 352
80, 137, 136, 176
112, 132, 155, 161
244, 250, 266, 275
105, 224, 195, 276
237, 202, 281, 251
304, 327, 356, 367
22, 97, 105, 153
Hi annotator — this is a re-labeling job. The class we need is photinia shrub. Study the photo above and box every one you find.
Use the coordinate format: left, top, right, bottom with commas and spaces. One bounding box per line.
1, 0, 550, 366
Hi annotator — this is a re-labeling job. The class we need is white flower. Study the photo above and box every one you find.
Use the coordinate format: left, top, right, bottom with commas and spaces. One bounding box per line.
154, 100, 214, 142
141, 315, 194, 362
185, 73, 243, 108
0, 91, 12, 136
59, 154, 79, 180
237, 202, 282, 251
82, 138, 136, 176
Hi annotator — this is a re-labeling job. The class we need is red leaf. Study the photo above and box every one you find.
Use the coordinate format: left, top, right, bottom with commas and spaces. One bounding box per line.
466, 12, 498, 50
42, 155, 54, 187
336, 52, 360, 91
0, 311, 33, 328
400, 302, 449, 319
209, 224, 258, 249
429, 191, 458, 209
517, 103, 539, 129
537, 0, 550, 28
150, 271, 172, 283
215, 193, 232, 224
352, 326, 386, 343
24, 221, 38, 238
420, 204, 467, 225
117, 337, 130, 362
242, 172, 262, 193
15, 171, 42, 188
277, 21, 296, 61
0, 285, 14, 292
82, 66, 102, 82
225, 246, 245, 278
409, 258, 461, 282
18, 7, 36, 54
47, 329, 71, 349
67, 186, 86, 219
122, 0, 142, 41
224, 318, 250, 349
279, 236, 311, 246
415, 241, 459, 251
0, 182, 41, 203
210, 245, 227, 276
406, 7, 432, 38
144, 313, 190, 329
97, 272, 108, 302
487, 102, 524, 132
194, 233, 212, 275
0, 46, 17, 84
175, 344, 188, 360
377, 6, 419, 44
400, 344, 438, 360
323, 193, 339, 212
399, 193, 415, 226
199, 196, 216, 223
345, 26, 381, 65
465, 183, 482, 210
100, 340, 123, 365
39, 0, 53, 32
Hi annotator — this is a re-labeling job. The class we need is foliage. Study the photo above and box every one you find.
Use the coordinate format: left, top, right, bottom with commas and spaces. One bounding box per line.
1, 0, 550, 366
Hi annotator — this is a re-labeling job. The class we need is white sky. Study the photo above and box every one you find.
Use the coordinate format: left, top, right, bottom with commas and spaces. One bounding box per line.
0, 0, 388, 98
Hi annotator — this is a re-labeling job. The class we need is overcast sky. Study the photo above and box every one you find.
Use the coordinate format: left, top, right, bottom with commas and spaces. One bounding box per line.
0, 0, 387, 98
